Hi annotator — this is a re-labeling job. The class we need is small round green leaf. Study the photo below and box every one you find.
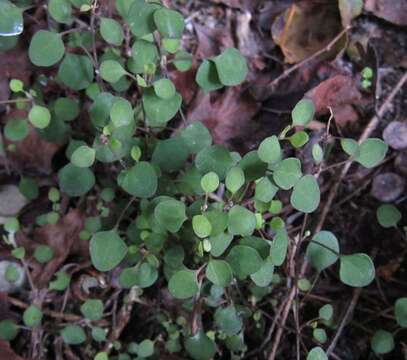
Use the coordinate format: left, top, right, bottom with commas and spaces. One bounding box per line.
54, 97, 79, 121
228, 205, 256, 236
339, 253, 375, 287
100, 17, 124, 46
184, 331, 216, 360
174, 50, 193, 72
153, 8, 184, 39
29, 105, 51, 129
258, 135, 281, 164
206, 259, 233, 287
355, 138, 388, 168
61, 325, 86, 345
168, 269, 199, 299
192, 215, 212, 238
290, 175, 320, 213
307, 347, 327, 360
34, 245, 54, 263
250, 257, 274, 287
289, 131, 309, 148
153, 78, 176, 99
0, 320, 19, 341
58, 53, 94, 90
371, 330, 394, 355
292, 99, 315, 127
273, 157, 302, 190
306, 231, 339, 271
214, 306, 242, 336
4, 118, 29, 141
29, 30, 65, 67
226, 245, 263, 278
154, 199, 187, 233
376, 204, 401, 228
0, 0, 23, 36
225, 166, 245, 194
152, 137, 189, 173
80, 299, 104, 321
213, 48, 248, 86
201, 172, 219, 193
71, 145, 96, 168
138, 339, 155, 357
49, 0, 72, 24
196, 59, 223, 92
180, 121, 212, 153
100, 60, 127, 83
23, 305, 42, 327
395, 297, 407, 327
90, 230, 128, 272
58, 163, 95, 197
195, 145, 234, 180
270, 229, 288, 266
120, 161, 157, 198
319, 304, 333, 321
127, 1, 159, 38
110, 97, 133, 127
143, 88, 182, 126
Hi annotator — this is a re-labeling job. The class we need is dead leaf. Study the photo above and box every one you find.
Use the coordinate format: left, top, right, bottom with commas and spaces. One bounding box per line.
305, 75, 364, 128
365, 0, 407, 26
169, 67, 198, 106
17, 210, 86, 288
272, 1, 344, 64
0, 341, 26, 360
187, 88, 259, 151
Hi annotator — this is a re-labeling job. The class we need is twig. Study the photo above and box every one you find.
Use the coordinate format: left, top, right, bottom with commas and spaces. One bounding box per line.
266, 26, 351, 92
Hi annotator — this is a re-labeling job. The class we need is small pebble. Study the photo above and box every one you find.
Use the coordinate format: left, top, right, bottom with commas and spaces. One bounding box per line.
394, 151, 407, 176
383, 121, 407, 150
0, 260, 26, 293
371, 172, 405, 202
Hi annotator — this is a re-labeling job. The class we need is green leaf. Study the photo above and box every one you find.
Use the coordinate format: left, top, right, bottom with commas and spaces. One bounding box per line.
213, 48, 248, 86
23, 305, 42, 327
110, 97, 133, 127
100, 17, 124, 46
0, 0, 23, 36
307, 347, 327, 360
174, 50, 193, 72
319, 304, 333, 321
376, 204, 401, 228
313, 328, 327, 344
306, 231, 339, 271
339, 253, 375, 287
270, 229, 288, 266
290, 175, 320, 213
61, 325, 86, 345
4, 118, 29, 141
143, 88, 182, 126
292, 99, 315, 127
127, 0, 159, 38
255, 177, 278, 203
120, 161, 157, 198
168, 269, 199, 299
226, 245, 263, 278
58, 163, 95, 197
133, 262, 158, 288
100, 60, 127, 83
130, 39, 158, 74
34, 245, 54, 263
214, 306, 242, 336
196, 60, 223, 92
58, 53, 94, 90
258, 135, 281, 164
195, 145, 234, 180
0, 320, 19, 341
153, 78, 176, 99
355, 138, 388, 168
228, 205, 256, 236
289, 131, 309, 148
192, 215, 212, 238
90, 230, 128, 272
154, 199, 187, 233
225, 166, 245, 194
19, 177, 39, 200
91, 327, 106, 342
153, 8, 184, 39
49, 271, 71, 291
28, 105, 51, 129
180, 121, 212, 153
152, 137, 189, 173
340, 138, 359, 156
29, 30, 65, 67
54, 97, 79, 121
312, 143, 324, 164
250, 256, 275, 287
80, 299, 104, 321
185, 330, 216, 360
273, 157, 302, 190
70, 145, 96, 168
371, 330, 394, 355
206, 259, 233, 287
137, 339, 155, 357
49, 0, 72, 24
162, 38, 180, 53
201, 172, 219, 193
209, 232, 234, 257
395, 297, 407, 327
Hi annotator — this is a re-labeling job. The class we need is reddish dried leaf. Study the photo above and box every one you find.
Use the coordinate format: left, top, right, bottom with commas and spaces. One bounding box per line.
0, 341, 26, 360
195, 23, 234, 59
187, 88, 259, 149
365, 0, 407, 26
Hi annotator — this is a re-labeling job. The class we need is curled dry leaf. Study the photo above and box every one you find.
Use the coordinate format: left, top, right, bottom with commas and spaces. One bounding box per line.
272, 1, 344, 64
187, 88, 259, 150
0, 185, 28, 222
370, 172, 405, 203
17, 210, 85, 288
365, 0, 407, 26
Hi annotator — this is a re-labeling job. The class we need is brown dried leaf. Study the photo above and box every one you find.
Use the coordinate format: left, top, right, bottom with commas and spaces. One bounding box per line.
187, 88, 259, 150
272, 1, 344, 64
0, 341, 26, 360
365, 0, 407, 26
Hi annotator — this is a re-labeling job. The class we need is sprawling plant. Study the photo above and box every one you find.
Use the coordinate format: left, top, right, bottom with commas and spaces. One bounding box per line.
1, 1, 404, 359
